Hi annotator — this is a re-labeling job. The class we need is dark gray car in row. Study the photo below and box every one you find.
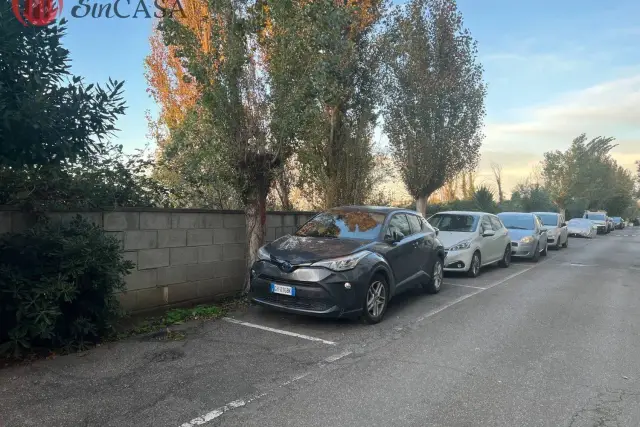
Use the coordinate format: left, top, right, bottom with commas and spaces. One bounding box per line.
249, 206, 445, 324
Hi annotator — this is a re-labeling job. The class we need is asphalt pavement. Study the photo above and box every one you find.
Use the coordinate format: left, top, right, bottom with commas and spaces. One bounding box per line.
1, 228, 640, 427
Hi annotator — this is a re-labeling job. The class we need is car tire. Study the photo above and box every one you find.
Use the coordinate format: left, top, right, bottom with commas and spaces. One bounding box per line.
423, 257, 443, 294
361, 274, 389, 325
498, 245, 511, 268
562, 237, 569, 248
467, 251, 481, 277
541, 242, 548, 257
532, 243, 540, 262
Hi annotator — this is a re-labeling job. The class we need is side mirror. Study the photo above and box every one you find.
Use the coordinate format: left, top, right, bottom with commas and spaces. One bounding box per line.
540, 227, 548, 233
561, 222, 567, 228
482, 229, 496, 237
385, 230, 403, 244
434, 227, 439, 237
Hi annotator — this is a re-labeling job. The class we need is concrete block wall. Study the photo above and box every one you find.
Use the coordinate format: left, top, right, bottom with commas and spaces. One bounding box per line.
0, 208, 316, 312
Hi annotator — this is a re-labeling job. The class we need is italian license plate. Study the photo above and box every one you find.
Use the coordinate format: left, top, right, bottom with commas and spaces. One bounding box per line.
270, 283, 295, 296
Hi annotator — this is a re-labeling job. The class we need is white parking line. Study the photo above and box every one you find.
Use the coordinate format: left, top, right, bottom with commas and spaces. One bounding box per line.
415, 264, 537, 324
223, 317, 337, 345
323, 351, 352, 363
180, 399, 250, 426
179, 372, 312, 426
445, 282, 487, 290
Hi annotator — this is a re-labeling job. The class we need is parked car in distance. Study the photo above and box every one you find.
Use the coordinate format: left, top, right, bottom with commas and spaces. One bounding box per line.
427, 211, 512, 277
497, 212, 549, 262
249, 206, 445, 324
583, 211, 609, 234
611, 217, 624, 229
533, 212, 569, 249
567, 218, 597, 238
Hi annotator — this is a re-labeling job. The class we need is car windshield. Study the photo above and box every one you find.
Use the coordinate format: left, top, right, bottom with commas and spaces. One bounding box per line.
612, 217, 622, 223
428, 214, 479, 232
497, 214, 534, 230
585, 213, 606, 221
295, 210, 386, 240
536, 214, 558, 226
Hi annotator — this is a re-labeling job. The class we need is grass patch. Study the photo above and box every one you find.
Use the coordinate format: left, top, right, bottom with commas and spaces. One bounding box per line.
116, 304, 225, 339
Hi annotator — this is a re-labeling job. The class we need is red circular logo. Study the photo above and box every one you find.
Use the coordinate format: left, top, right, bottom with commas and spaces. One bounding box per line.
12, 0, 63, 26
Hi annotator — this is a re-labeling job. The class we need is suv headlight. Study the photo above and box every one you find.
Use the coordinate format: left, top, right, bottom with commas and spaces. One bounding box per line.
520, 236, 535, 244
257, 246, 270, 261
311, 250, 371, 272
448, 240, 471, 251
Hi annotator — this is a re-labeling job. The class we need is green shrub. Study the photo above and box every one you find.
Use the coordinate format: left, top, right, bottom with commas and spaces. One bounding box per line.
0, 215, 134, 358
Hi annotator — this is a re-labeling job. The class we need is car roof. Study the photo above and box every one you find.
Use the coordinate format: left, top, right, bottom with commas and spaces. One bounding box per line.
532, 212, 559, 215
497, 212, 534, 216
330, 205, 414, 215
433, 211, 489, 217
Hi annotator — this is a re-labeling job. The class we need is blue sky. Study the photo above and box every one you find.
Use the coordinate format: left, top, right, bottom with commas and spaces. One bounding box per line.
59, 0, 640, 191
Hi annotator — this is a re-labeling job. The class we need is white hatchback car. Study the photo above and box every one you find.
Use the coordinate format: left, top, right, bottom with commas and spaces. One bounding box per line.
428, 211, 512, 277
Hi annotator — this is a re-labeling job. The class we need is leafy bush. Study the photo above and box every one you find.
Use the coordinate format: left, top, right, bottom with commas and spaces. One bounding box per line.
0, 216, 133, 358
0, 142, 170, 211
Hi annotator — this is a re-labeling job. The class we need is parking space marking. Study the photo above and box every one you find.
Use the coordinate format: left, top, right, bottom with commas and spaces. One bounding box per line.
445, 282, 487, 290
223, 317, 337, 345
415, 264, 537, 324
323, 351, 352, 363
179, 372, 312, 426
180, 399, 250, 426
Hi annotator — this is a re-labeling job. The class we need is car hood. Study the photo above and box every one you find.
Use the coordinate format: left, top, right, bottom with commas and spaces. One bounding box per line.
506, 229, 536, 241
568, 223, 589, 230
588, 219, 606, 225
264, 235, 372, 264
568, 225, 589, 232
438, 231, 475, 249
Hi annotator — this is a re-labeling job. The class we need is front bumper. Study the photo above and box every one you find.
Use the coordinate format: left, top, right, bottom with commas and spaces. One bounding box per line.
568, 229, 590, 237
547, 234, 559, 246
510, 241, 536, 258
443, 248, 474, 272
249, 260, 366, 318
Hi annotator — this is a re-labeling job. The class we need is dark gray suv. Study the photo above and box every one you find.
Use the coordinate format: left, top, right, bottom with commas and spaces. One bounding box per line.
249, 206, 445, 324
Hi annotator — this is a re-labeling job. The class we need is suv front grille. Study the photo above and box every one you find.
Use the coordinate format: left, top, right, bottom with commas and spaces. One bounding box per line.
256, 294, 333, 312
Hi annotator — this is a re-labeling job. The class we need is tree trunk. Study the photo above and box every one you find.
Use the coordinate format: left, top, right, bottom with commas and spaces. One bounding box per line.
243, 181, 268, 294
415, 195, 429, 216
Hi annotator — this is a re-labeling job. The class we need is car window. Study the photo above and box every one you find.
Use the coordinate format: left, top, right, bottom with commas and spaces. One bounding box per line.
387, 214, 412, 239
406, 214, 423, 235
480, 216, 493, 232
537, 213, 559, 226
420, 216, 434, 232
498, 214, 535, 230
535, 216, 543, 229
428, 214, 479, 232
489, 216, 503, 231
295, 209, 386, 239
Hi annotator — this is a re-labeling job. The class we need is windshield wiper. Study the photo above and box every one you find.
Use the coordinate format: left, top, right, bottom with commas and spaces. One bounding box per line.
506, 226, 529, 230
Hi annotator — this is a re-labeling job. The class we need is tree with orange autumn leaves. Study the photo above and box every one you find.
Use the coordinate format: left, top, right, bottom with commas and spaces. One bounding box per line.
146, 0, 385, 211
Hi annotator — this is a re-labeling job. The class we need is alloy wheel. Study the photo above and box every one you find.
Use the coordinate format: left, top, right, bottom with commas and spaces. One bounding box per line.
468, 253, 481, 277
433, 260, 443, 291
366, 281, 386, 318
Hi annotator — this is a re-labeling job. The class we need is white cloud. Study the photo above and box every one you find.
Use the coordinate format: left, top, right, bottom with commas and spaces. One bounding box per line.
480, 73, 640, 192
484, 73, 640, 147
